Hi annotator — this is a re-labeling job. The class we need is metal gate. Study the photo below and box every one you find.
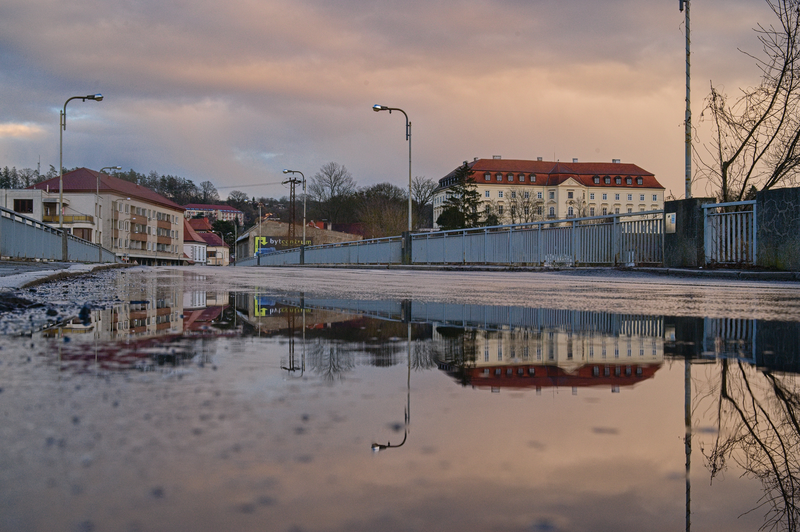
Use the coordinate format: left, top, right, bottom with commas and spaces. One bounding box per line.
702, 200, 756, 266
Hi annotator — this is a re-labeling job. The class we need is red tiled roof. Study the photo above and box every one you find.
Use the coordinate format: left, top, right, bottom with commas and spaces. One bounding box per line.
183, 219, 207, 243
200, 233, 228, 247
440, 158, 664, 190
29, 168, 184, 210
183, 203, 242, 212
188, 218, 214, 231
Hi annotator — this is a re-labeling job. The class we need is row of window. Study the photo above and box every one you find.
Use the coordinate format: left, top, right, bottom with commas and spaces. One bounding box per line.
113, 237, 181, 253
480, 173, 647, 186
116, 202, 179, 224
116, 219, 179, 239
473, 190, 660, 201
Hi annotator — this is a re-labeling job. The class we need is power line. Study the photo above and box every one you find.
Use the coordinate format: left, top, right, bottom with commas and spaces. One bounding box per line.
216, 180, 288, 190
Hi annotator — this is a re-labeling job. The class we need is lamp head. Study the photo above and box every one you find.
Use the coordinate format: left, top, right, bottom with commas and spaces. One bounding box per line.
282, 169, 290, 174
373, 104, 388, 112
88, 94, 103, 102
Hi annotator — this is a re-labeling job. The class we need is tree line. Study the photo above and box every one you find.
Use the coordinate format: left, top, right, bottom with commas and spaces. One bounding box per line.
0, 162, 438, 238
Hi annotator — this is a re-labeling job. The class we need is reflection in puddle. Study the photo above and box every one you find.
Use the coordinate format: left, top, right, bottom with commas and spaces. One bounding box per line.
18, 271, 800, 531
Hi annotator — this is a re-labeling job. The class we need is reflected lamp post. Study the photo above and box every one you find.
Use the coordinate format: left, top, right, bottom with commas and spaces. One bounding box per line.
282, 169, 306, 264
372, 104, 412, 233
372, 322, 412, 453
97, 165, 120, 263
59, 93, 103, 261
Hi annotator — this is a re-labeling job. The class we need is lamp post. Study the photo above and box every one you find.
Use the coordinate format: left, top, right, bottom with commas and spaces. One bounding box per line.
282, 169, 306, 265
372, 104, 412, 233
59, 94, 103, 261
97, 165, 120, 263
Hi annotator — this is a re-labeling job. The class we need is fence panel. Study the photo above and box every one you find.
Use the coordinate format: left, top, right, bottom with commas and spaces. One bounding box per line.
703, 201, 756, 265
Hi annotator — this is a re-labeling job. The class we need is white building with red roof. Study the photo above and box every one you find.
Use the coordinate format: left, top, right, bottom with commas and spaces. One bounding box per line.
433, 157, 665, 229
23, 168, 185, 265
183, 218, 207, 265
182, 203, 243, 225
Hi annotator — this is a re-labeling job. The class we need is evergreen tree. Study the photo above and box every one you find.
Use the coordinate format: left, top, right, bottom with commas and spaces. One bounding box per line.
436, 163, 482, 230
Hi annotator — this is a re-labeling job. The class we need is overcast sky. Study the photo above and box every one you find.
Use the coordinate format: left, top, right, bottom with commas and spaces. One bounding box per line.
0, 0, 776, 200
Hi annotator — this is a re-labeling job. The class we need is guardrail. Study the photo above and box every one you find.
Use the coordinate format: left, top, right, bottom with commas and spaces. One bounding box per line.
0, 206, 119, 263
237, 211, 664, 268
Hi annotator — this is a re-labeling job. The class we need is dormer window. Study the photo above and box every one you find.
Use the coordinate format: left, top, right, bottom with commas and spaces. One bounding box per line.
604, 176, 611, 184
519, 174, 525, 182
531, 174, 536, 183
484, 173, 491, 181
593, 176, 600, 184
636, 177, 643, 185
507, 174, 513, 181
626, 177, 632, 185
615, 177, 622, 184
496, 174, 502, 181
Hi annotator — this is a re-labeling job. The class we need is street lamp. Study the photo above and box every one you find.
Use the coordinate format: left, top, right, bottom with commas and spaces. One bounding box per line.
59, 93, 103, 261
282, 169, 306, 265
97, 165, 120, 263
373, 104, 412, 233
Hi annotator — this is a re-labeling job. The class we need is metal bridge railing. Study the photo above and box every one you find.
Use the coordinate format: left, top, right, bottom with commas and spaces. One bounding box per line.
702, 200, 756, 266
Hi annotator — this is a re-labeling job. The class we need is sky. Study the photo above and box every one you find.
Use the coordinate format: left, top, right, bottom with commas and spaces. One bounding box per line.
0, 0, 777, 201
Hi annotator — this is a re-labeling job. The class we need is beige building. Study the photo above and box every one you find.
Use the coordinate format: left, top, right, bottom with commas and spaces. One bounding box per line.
236, 219, 362, 259
433, 157, 666, 229
26, 168, 185, 265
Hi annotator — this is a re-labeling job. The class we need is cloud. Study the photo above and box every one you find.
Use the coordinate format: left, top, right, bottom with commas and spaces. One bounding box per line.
0, 122, 45, 139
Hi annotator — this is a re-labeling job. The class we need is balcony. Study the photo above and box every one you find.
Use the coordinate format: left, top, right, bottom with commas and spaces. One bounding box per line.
43, 215, 94, 224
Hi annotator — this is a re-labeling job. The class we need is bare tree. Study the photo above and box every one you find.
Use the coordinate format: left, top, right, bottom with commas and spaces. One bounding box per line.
200, 181, 220, 204
309, 162, 357, 223
505, 188, 544, 224
358, 183, 407, 238
698, 0, 800, 202
411, 176, 437, 229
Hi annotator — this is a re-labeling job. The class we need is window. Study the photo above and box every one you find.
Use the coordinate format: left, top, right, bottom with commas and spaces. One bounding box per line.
537, 192, 543, 199
568, 206, 574, 216
626, 177, 632, 185
524, 206, 530, 215
652, 194, 658, 201
496, 174, 502, 181
590, 207, 595, 216
615, 193, 620, 200
524, 191, 530, 199
589, 193, 595, 200
485, 190, 490, 198
549, 191, 555, 199
567, 191, 574, 199
498, 205, 504, 215
604, 176, 611, 184
602, 193, 608, 200
13, 199, 33, 214
640, 194, 645, 201
615, 177, 621, 184
519, 174, 525, 182
627, 194, 633, 201
484, 173, 491, 181
602, 207, 608, 215
498, 191, 504, 198
531, 175, 536, 183
637, 178, 643, 185
627, 208, 632, 213
507, 174, 513, 181
549, 206, 555, 217
614, 207, 620, 214
593, 176, 600, 184
511, 191, 516, 199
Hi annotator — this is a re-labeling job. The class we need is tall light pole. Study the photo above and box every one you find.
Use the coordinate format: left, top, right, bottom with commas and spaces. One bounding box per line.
680, 0, 692, 199
59, 94, 103, 261
373, 105, 412, 233
97, 165, 120, 263
283, 169, 306, 265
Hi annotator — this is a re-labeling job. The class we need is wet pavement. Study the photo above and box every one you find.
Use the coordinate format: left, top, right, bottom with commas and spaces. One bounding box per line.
1, 266, 800, 531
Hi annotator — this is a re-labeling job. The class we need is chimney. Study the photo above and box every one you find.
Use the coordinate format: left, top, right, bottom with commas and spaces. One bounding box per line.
537, 157, 543, 161
492, 155, 502, 160
463, 161, 468, 165
612, 159, 621, 164
474, 157, 479, 161
572, 158, 578, 163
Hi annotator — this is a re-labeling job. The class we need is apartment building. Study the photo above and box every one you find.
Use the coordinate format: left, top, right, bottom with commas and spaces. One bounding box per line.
27, 168, 185, 264
433, 157, 665, 229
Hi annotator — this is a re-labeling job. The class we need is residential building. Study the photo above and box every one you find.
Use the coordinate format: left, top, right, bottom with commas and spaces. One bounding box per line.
183, 219, 208, 265
433, 157, 665, 229
200, 232, 229, 266
183, 203, 244, 225
24, 168, 185, 264
236, 219, 362, 259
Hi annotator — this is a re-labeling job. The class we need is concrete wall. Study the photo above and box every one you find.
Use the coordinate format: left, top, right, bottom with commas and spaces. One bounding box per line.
663, 197, 715, 268
756, 187, 800, 271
